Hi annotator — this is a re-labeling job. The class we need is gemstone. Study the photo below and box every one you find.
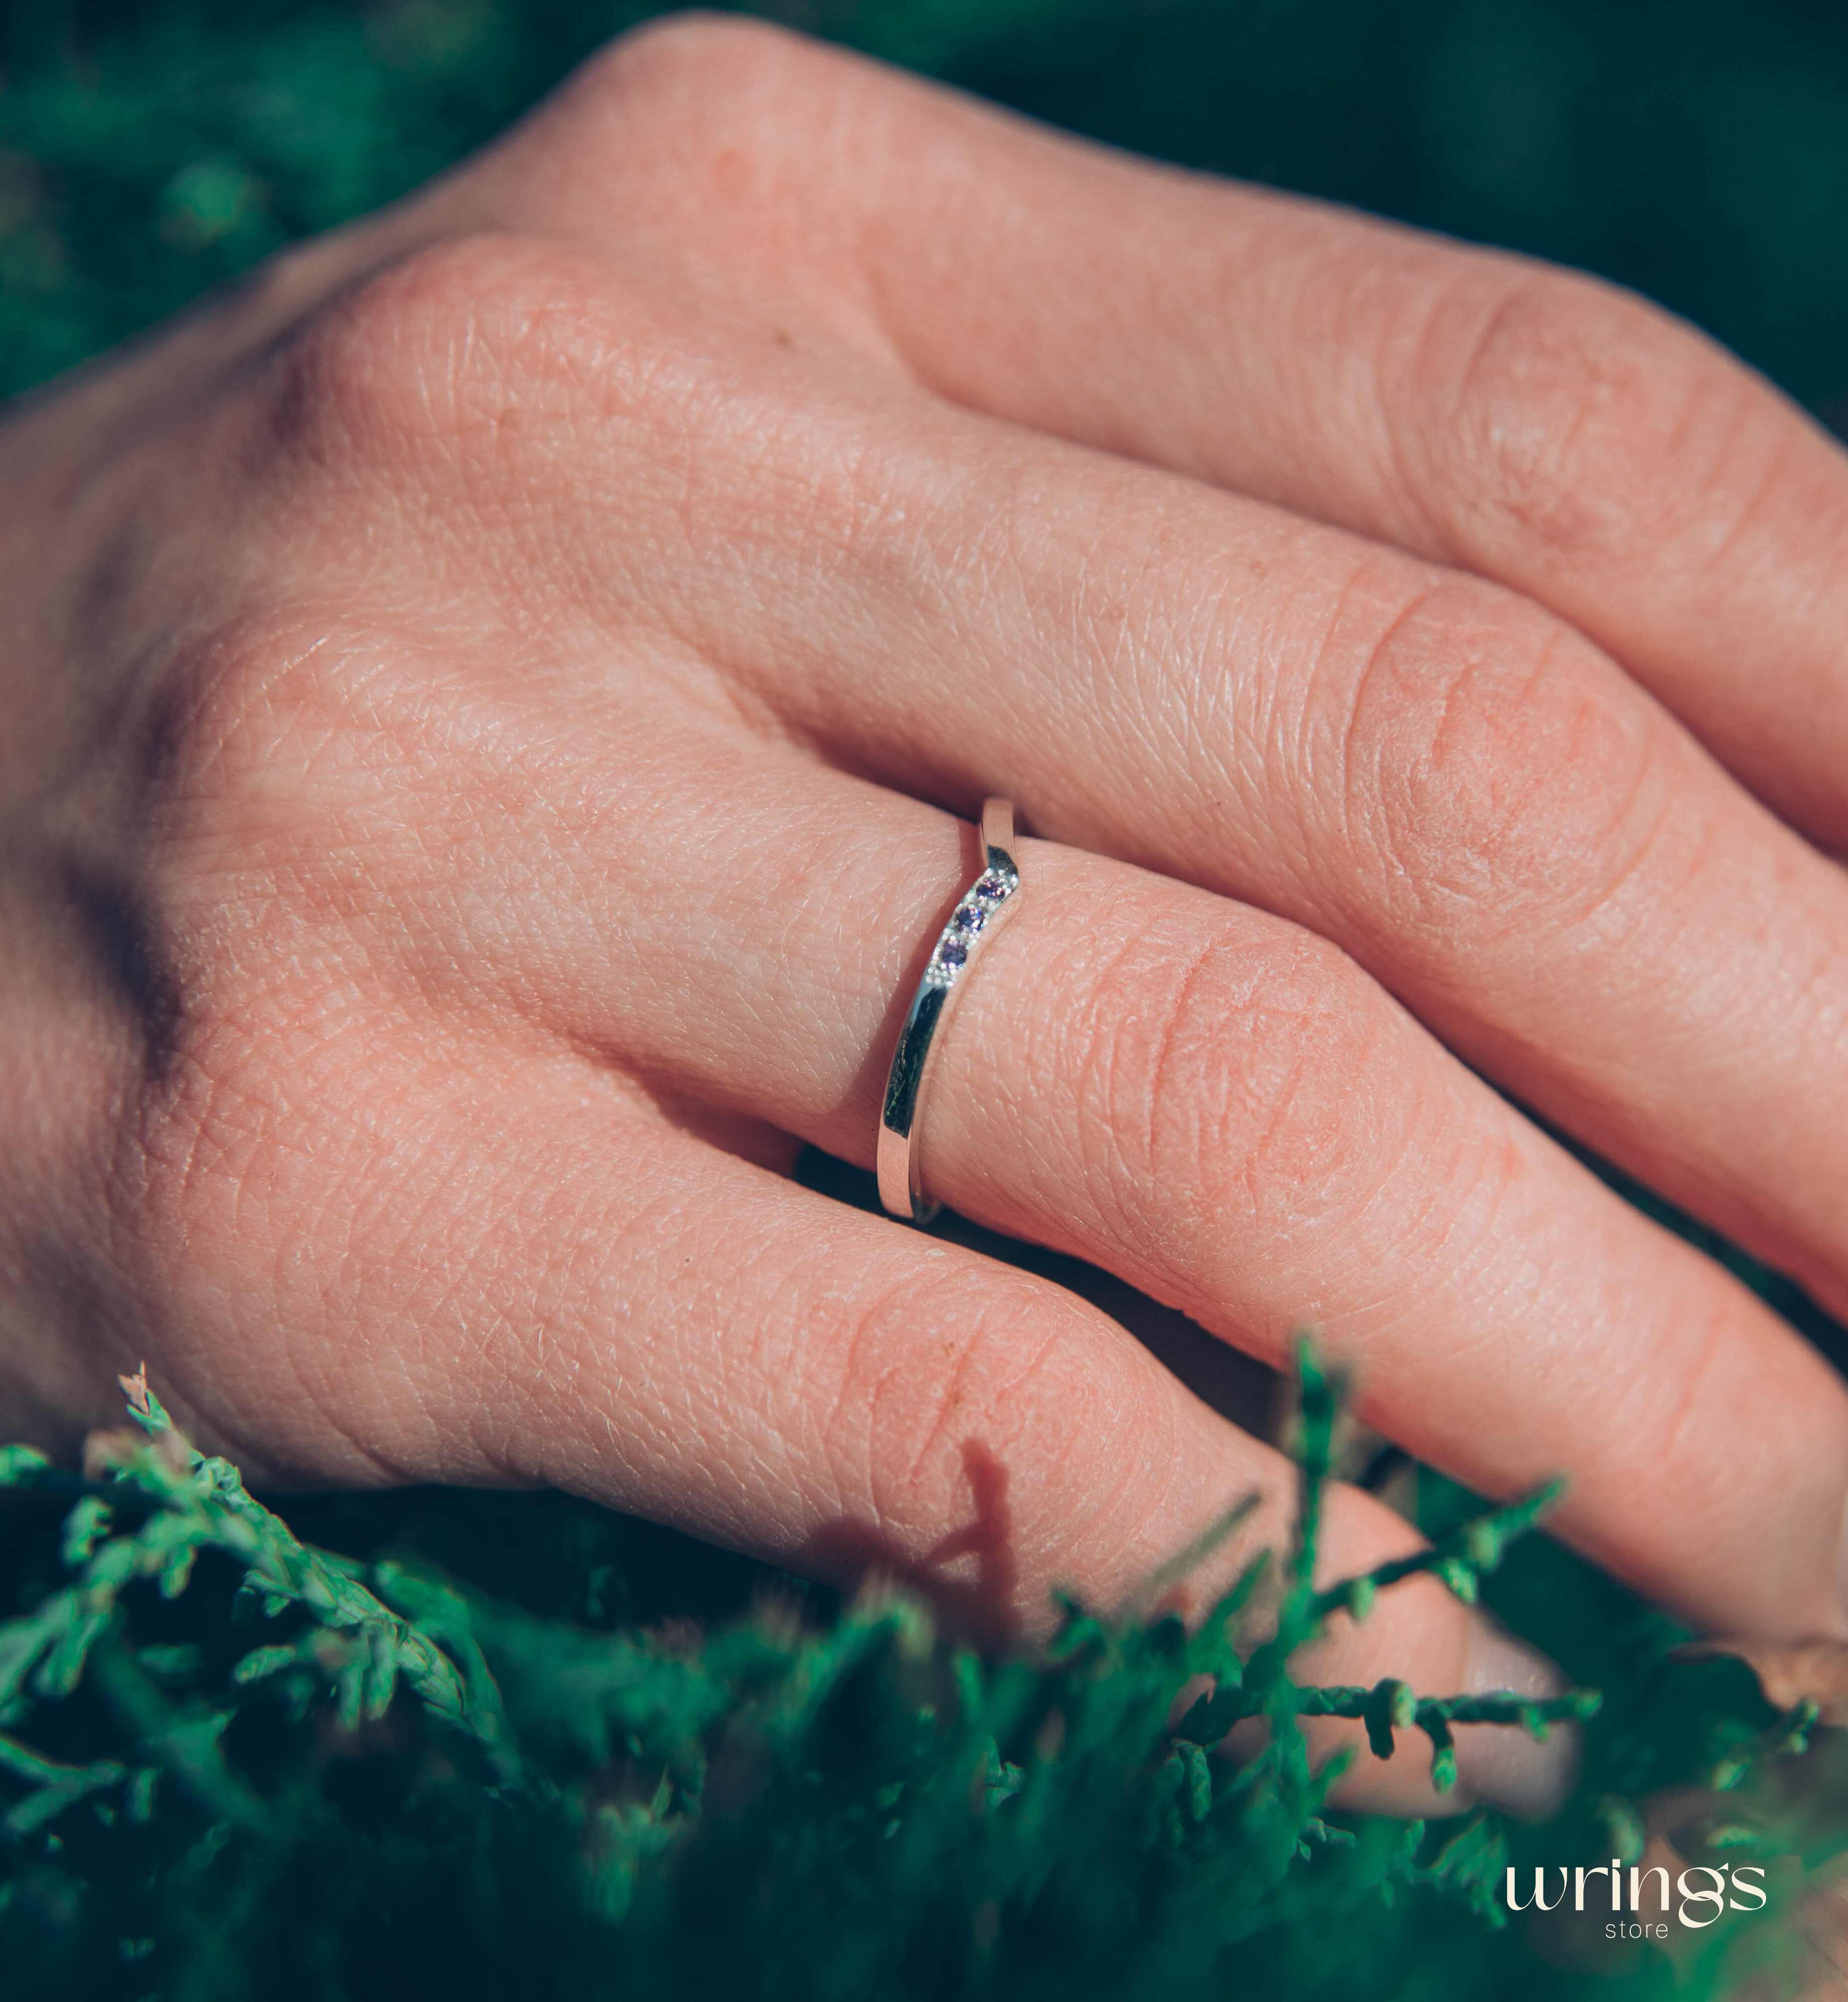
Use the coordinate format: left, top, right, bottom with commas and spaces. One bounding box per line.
950, 902, 986, 933
939, 935, 969, 969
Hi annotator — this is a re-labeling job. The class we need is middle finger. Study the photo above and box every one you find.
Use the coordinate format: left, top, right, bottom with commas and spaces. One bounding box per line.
645, 370, 1848, 1339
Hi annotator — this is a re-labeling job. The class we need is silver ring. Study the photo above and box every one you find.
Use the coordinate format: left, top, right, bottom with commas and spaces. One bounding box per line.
877, 797, 1022, 1224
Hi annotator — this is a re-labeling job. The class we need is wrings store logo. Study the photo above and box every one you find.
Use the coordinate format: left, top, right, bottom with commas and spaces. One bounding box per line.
1506, 1860, 1767, 1938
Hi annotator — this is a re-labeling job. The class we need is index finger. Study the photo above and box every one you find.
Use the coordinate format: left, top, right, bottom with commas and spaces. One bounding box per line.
567, 18, 1848, 853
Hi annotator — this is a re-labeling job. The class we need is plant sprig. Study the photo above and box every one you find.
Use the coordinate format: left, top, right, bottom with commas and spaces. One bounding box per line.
0, 1338, 1766, 2000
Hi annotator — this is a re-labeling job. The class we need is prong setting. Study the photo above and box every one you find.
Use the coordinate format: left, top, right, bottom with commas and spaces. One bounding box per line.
878, 801, 1022, 1224
924, 866, 1018, 988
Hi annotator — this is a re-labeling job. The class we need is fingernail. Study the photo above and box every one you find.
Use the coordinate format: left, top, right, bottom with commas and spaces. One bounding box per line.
1451, 1619, 1578, 1822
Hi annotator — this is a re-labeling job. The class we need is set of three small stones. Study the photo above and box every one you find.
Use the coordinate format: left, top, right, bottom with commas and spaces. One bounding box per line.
924, 864, 1019, 984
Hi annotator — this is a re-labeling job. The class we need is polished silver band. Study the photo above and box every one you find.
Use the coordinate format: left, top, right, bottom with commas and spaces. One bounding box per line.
877, 797, 1022, 1224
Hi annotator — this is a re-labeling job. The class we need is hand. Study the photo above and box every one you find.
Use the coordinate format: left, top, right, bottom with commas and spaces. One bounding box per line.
5, 13, 1847, 1820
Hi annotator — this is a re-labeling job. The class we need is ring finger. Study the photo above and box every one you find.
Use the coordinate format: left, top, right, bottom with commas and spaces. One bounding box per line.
336, 685, 1848, 1648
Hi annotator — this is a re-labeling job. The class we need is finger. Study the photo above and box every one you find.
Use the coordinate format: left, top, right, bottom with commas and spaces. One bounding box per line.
542, 19, 1848, 851
374, 41, 1848, 1334
755, 395, 1848, 1341
350, 238, 1848, 1352
116, 1002, 1558, 1816
328, 681, 1848, 1649
205, 213, 1848, 1631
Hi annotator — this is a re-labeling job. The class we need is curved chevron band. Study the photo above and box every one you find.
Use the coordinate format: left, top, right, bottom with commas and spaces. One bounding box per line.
877, 797, 1022, 1224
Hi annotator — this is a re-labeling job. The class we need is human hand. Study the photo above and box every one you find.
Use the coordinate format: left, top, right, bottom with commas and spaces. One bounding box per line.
5, 13, 1847, 1819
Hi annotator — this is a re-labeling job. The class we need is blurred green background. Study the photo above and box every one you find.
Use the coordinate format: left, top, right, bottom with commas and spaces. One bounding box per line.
2, 0, 1847, 422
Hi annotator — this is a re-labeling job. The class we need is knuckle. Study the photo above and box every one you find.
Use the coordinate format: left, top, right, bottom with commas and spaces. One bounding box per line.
588, 9, 811, 107
258, 233, 622, 475
827, 1268, 1076, 1532
136, 605, 350, 831
503, 14, 892, 332
1317, 572, 1666, 954
561, 9, 828, 190
1073, 911, 1391, 1266
556, 12, 871, 266
1430, 273, 1739, 560
815, 1262, 1179, 1630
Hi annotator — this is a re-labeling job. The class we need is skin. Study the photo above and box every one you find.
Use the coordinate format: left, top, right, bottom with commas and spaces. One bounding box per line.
4, 12, 1848, 1819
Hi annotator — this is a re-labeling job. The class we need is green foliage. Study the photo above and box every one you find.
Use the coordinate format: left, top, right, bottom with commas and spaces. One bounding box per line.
3, 3, 1847, 1993
0, 1344, 1821, 2002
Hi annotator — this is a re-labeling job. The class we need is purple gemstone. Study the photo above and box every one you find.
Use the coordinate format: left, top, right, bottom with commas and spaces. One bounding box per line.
939, 935, 969, 969
951, 902, 986, 933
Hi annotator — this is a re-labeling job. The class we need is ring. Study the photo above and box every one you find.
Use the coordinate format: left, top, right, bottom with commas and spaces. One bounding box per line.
877, 797, 1023, 1224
